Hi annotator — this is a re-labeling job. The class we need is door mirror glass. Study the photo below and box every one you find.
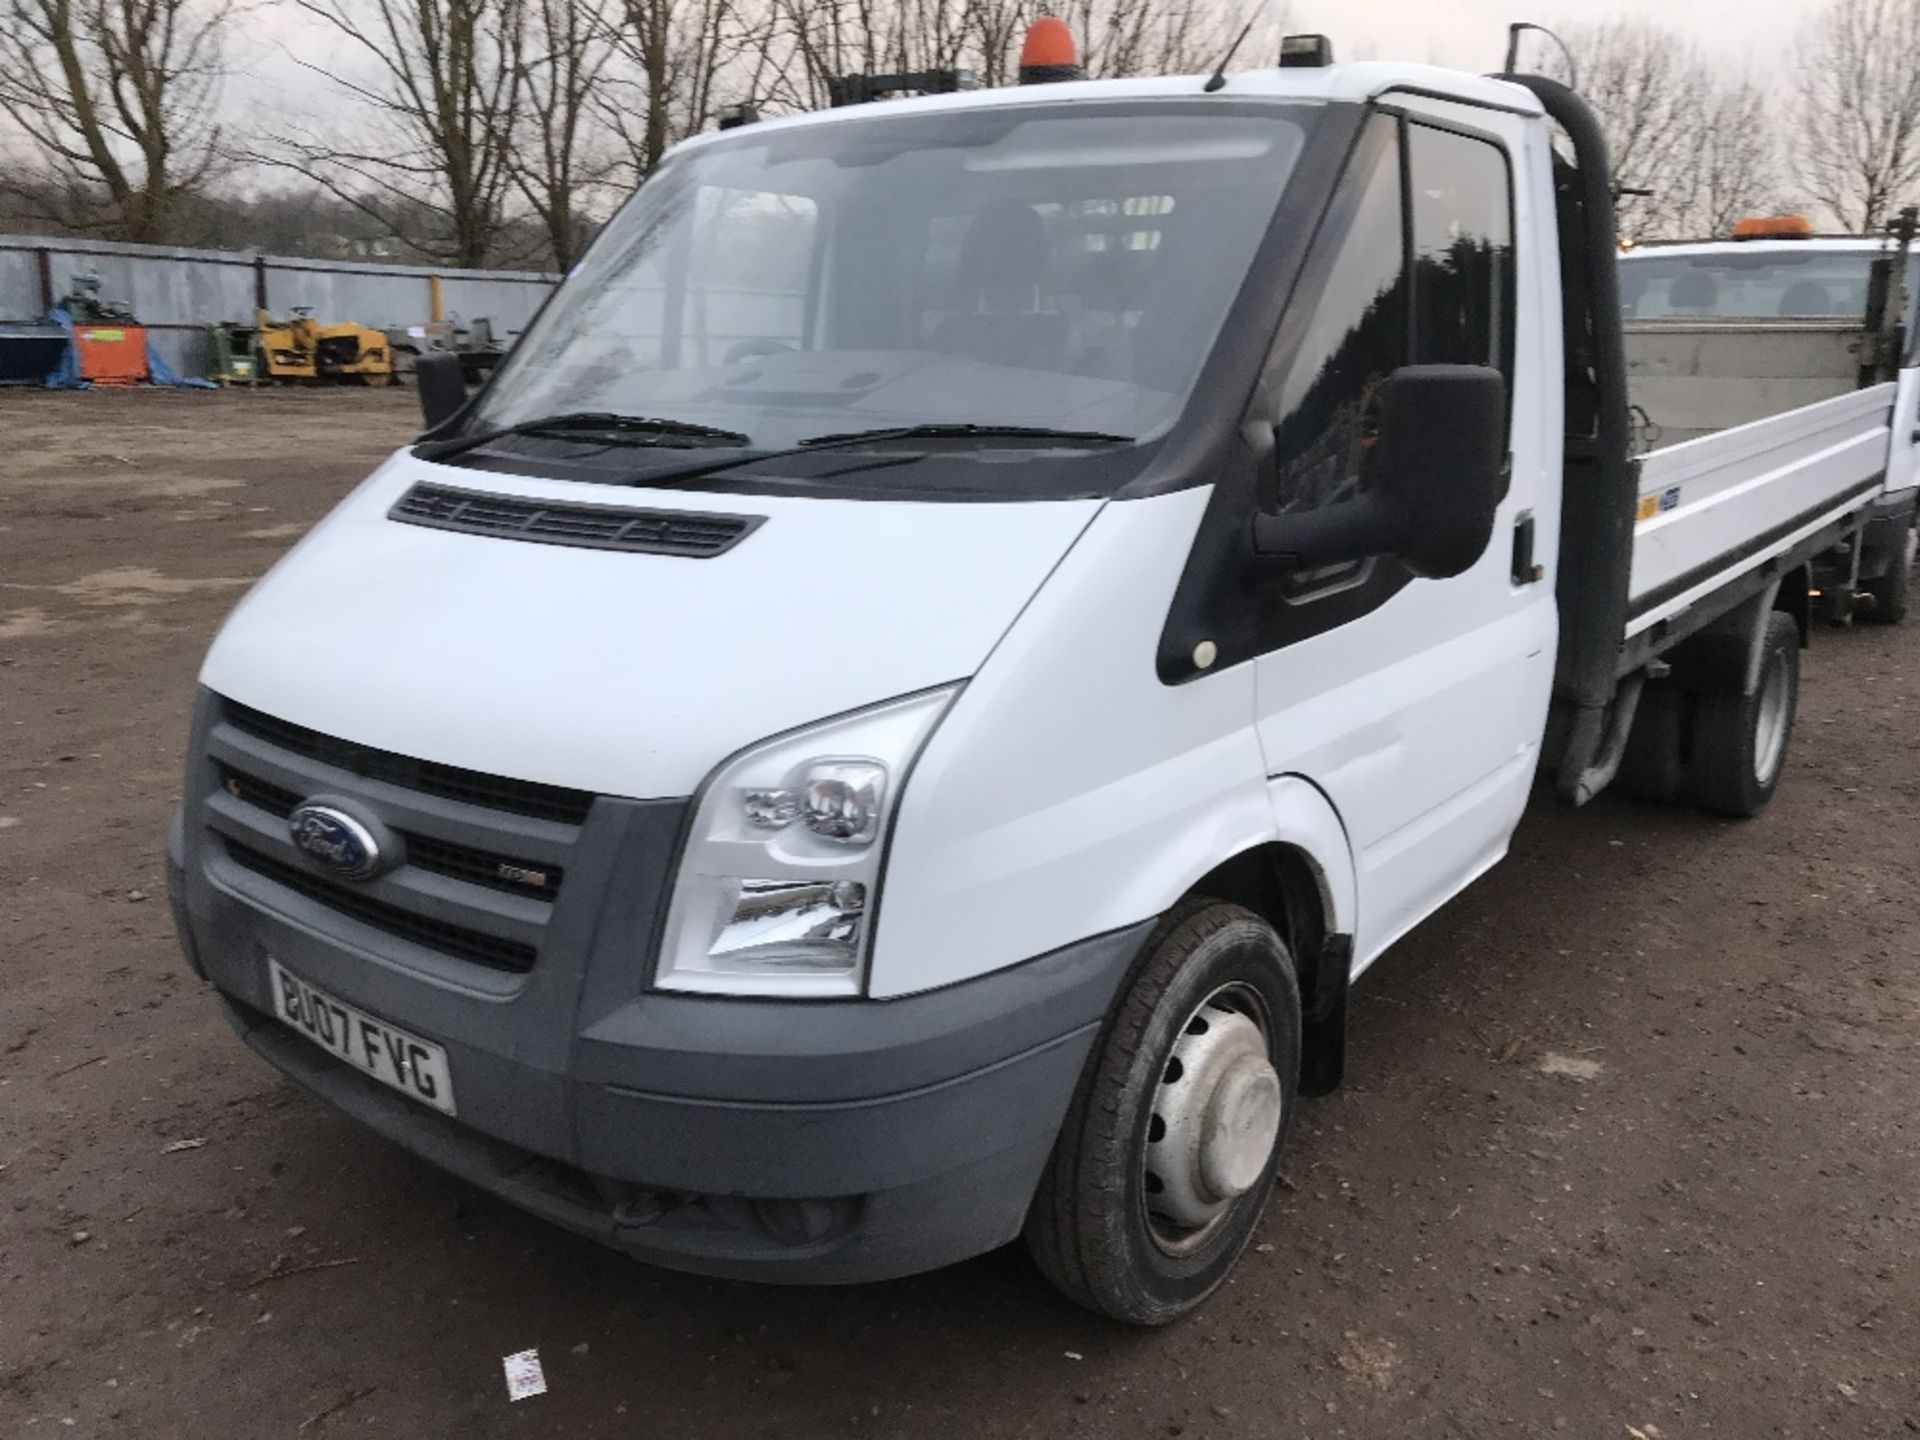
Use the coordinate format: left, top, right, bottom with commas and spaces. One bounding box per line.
1253, 364, 1506, 578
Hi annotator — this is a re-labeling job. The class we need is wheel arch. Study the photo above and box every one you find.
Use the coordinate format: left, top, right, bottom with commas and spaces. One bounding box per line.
1664, 574, 1805, 698
1177, 776, 1356, 1093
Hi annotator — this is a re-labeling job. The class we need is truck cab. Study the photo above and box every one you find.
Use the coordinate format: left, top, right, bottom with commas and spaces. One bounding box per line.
167, 44, 1886, 1323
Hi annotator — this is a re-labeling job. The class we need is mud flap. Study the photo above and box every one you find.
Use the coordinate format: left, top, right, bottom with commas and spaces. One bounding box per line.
1299, 933, 1353, 1098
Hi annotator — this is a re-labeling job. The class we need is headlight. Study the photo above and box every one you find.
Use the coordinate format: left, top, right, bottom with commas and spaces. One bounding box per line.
656, 686, 959, 997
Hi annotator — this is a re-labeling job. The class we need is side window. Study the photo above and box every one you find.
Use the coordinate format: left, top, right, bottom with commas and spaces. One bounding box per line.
1252, 114, 1517, 635
1408, 123, 1516, 392
1266, 119, 1408, 520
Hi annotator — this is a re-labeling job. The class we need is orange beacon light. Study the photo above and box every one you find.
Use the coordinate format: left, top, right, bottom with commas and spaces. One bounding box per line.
1019, 17, 1083, 84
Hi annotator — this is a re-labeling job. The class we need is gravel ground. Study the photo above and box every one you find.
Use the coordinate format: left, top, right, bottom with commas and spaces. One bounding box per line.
3, 388, 1917, 1438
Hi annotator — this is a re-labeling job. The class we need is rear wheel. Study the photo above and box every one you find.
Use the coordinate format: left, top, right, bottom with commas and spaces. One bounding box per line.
1862, 527, 1914, 625
1025, 901, 1300, 1325
1687, 611, 1800, 817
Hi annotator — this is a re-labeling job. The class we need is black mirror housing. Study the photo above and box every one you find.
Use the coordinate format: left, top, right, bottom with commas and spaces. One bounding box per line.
1252, 364, 1507, 579
1369, 364, 1507, 578
415, 352, 469, 433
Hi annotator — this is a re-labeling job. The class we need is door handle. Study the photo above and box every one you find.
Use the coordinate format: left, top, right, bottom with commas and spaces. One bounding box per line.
1511, 512, 1544, 586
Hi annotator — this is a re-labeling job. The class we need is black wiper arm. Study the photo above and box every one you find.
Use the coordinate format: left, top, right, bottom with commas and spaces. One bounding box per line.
799, 423, 1136, 448
611, 422, 1137, 488
416, 411, 753, 462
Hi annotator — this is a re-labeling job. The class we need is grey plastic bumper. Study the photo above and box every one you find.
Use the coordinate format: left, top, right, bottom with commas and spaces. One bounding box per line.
173, 763, 1145, 1284
203, 923, 1146, 1284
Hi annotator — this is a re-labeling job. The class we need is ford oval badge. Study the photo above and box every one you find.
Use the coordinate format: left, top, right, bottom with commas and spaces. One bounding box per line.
288, 803, 382, 881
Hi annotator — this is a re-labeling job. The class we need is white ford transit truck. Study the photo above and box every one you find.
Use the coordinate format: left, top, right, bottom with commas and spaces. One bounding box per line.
167, 43, 1910, 1323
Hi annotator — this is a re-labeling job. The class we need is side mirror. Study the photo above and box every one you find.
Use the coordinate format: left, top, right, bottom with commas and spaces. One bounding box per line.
1252, 364, 1508, 580
415, 352, 469, 433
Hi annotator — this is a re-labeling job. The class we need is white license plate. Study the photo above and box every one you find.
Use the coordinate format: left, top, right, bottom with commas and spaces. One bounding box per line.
267, 960, 457, 1116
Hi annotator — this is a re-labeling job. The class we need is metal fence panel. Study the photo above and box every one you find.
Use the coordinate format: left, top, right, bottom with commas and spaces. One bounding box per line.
0, 249, 38, 321
437, 276, 552, 337
264, 265, 429, 329
0, 234, 558, 378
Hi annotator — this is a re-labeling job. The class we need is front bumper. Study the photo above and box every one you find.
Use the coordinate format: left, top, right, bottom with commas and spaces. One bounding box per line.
168, 690, 1146, 1283
205, 926, 1142, 1283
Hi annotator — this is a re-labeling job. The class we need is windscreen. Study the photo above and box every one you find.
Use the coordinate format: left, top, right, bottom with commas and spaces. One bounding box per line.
1619, 246, 1920, 325
473, 103, 1311, 454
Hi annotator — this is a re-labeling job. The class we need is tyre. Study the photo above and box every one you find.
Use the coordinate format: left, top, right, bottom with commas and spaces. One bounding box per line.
1617, 682, 1684, 804
1025, 900, 1301, 1325
1686, 611, 1800, 817
1862, 527, 1913, 626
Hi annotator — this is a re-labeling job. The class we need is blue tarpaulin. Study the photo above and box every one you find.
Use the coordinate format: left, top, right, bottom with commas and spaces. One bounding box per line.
39, 307, 215, 389
146, 345, 214, 388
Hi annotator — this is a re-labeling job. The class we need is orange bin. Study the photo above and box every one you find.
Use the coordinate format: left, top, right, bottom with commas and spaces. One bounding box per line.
72, 325, 149, 385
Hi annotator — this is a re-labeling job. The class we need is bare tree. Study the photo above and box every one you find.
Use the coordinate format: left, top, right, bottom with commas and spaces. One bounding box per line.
1788, 0, 1920, 232
763, 0, 1249, 111
606, 0, 762, 175
1539, 20, 1708, 238
1059, 0, 1234, 79
510, 0, 618, 266
768, 0, 970, 111
1538, 19, 1780, 241
265, 0, 527, 268
1688, 80, 1778, 236
0, 0, 228, 242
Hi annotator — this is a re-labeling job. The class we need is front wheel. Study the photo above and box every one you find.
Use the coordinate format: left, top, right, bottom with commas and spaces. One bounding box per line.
1025, 900, 1300, 1325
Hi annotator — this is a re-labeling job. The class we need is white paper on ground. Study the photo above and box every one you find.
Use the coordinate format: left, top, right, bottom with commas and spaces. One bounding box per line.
503, 1349, 548, 1401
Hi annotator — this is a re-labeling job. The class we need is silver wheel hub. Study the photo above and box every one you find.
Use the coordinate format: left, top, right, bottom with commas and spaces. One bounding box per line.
1145, 998, 1282, 1238
1753, 655, 1790, 785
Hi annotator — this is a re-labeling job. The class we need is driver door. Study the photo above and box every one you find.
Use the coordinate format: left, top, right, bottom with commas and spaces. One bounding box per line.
1251, 106, 1559, 971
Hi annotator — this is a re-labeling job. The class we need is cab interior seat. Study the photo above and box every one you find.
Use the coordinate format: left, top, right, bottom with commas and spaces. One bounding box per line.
930, 201, 1071, 371
1666, 269, 1720, 312
1778, 280, 1840, 316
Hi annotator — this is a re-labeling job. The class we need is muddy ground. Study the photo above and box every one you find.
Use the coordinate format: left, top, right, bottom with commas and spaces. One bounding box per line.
2, 388, 1917, 1438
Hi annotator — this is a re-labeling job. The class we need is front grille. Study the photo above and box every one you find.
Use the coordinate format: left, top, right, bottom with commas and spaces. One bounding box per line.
227, 842, 538, 973
401, 833, 563, 899
215, 762, 563, 901
206, 695, 592, 978
223, 701, 593, 826
219, 765, 301, 818
389, 481, 762, 558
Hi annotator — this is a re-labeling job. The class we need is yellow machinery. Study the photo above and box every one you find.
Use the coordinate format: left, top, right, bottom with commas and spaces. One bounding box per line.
253, 306, 394, 384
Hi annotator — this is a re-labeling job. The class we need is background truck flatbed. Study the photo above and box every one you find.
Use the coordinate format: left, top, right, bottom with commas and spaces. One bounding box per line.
1618, 314, 1896, 653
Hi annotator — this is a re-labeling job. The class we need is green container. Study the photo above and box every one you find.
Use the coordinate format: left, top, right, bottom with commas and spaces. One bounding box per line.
207, 323, 260, 385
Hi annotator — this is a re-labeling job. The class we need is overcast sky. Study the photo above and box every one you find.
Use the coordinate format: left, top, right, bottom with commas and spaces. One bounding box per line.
230, 0, 1809, 126
1285, 0, 1800, 76
170, 0, 1816, 211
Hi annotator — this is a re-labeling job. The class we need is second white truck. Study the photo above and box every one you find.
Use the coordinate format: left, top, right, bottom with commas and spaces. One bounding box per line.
169, 37, 1904, 1323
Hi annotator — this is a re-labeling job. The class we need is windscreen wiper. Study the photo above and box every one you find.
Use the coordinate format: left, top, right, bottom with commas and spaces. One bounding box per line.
800, 423, 1135, 448
614, 422, 1138, 487
416, 412, 753, 463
